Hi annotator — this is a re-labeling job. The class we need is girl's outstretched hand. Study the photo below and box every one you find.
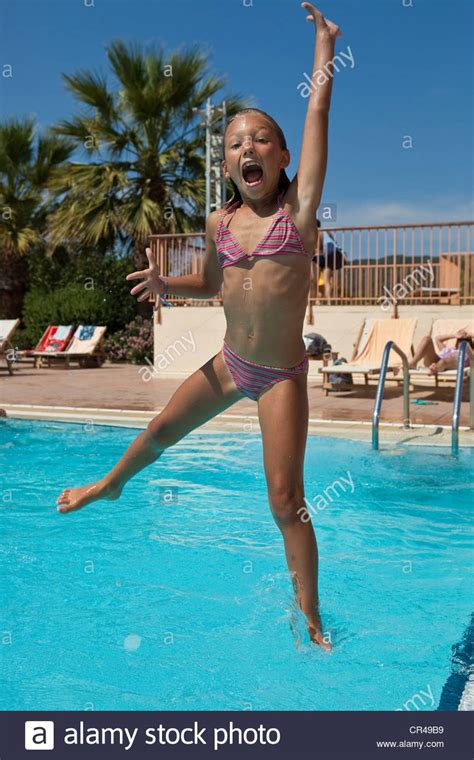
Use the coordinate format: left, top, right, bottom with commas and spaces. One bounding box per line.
301, 2, 341, 39
126, 247, 166, 307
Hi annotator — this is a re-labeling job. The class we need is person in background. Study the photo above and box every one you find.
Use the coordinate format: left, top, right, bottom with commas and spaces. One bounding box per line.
409, 329, 473, 374
312, 219, 344, 305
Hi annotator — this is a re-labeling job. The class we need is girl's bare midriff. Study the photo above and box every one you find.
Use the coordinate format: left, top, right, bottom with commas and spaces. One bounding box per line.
222, 253, 311, 367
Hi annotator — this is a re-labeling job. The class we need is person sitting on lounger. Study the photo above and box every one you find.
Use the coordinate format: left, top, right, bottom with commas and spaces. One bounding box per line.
409, 330, 473, 374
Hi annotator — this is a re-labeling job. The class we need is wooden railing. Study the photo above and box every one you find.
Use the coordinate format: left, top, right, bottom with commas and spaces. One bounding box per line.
149, 221, 474, 319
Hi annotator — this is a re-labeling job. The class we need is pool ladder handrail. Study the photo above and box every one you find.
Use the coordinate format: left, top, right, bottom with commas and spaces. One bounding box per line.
372, 341, 411, 450
451, 340, 473, 455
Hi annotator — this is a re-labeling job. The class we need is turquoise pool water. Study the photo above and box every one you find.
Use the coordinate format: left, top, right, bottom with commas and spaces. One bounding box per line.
1, 419, 472, 711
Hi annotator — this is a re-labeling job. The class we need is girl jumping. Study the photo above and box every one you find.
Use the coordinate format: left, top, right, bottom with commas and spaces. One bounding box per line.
57, 3, 341, 649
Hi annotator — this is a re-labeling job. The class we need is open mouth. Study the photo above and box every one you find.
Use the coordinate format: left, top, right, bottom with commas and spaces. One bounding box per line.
242, 161, 264, 187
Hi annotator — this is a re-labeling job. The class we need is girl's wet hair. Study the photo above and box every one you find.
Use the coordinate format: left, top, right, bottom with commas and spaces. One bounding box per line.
223, 108, 291, 207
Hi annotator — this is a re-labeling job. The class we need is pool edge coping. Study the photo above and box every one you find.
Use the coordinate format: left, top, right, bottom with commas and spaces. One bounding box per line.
2, 403, 473, 447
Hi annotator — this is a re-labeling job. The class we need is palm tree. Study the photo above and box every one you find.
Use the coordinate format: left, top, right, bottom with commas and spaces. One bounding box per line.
49, 41, 248, 265
0, 118, 74, 317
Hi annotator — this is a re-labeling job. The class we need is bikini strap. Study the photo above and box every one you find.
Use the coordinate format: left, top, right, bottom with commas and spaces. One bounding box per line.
218, 198, 241, 234
220, 198, 241, 217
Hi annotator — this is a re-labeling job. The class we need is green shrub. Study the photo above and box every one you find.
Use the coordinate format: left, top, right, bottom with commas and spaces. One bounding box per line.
103, 316, 153, 364
22, 247, 137, 344
22, 274, 136, 347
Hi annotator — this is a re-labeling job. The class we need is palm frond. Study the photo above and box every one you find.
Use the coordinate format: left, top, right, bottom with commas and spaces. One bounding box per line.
61, 70, 117, 122
108, 40, 148, 92
47, 40, 252, 251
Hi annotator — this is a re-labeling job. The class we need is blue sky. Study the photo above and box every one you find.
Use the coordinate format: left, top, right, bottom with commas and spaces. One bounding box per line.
1, 0, 472, 225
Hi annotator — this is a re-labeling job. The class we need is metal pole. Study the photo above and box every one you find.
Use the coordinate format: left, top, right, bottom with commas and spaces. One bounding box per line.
470, 352, 474, 430
205, 97, 211, 219
372, 340, 411, 450
452, 340, 468, 455
402, 354, 410, 429
372, 343, 390, 451
221, 100, 227, 204
194, 99, 227, 217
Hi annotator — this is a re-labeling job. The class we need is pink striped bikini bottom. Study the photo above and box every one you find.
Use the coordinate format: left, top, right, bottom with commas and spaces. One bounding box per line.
222, 341, 308, 401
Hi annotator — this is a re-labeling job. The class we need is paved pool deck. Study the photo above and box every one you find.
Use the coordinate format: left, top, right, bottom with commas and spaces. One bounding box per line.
1, 362, 473, 447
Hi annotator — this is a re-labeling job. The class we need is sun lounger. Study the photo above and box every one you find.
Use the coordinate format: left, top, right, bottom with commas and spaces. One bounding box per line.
409, 366, 470, 387
33, 325, 107, 368
17, 325, 74, 366
409, 318, 474, 387
320, 318, 417, 394
0, 319, 20, 374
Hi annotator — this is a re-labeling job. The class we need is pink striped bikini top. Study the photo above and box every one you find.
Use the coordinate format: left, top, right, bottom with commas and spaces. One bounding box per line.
215, 192, 311, 269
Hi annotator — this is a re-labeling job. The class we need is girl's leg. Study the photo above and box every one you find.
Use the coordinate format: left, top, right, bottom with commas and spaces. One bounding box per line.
257, 372, 331, 649
409, 335, 438, 368
57, 350, 243, 513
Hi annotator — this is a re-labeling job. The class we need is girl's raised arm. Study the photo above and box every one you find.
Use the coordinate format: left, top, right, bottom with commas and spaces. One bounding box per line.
289, 3, 341, 219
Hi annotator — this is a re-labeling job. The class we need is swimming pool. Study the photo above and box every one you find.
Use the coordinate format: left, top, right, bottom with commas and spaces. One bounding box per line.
1, 419, 472, 711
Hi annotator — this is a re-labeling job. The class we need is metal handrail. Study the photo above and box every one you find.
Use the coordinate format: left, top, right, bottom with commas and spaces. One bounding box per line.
451, 340, 473, 455
372, 341, 411, 450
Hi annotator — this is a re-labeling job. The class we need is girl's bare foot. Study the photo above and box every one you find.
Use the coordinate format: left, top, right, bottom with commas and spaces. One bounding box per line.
394, 361, 416, 376
429, 362, 439, 375
56, 480, 122, 514
307, 614, 332, 651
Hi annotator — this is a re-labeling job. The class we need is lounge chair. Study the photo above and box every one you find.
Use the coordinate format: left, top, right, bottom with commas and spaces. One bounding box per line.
0, 319, 20, 374
320, 318, 417, 394
17, 325, 74, 366
409, 318, 474, 387
33, 325, 107, 368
